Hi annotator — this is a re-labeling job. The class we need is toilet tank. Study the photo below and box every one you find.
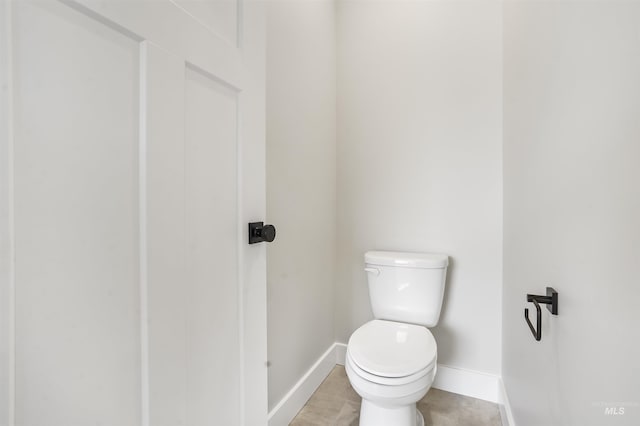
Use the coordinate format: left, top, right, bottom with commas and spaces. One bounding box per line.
365, 251, 449, 327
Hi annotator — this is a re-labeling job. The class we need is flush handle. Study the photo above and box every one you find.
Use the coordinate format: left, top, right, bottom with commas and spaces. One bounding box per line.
364, 267, 380, 276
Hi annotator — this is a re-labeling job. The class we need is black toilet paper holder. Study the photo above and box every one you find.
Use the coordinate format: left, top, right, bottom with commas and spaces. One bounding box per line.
524, 287, 558, 341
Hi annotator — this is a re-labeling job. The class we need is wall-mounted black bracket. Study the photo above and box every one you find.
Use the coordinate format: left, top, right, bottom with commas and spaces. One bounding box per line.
524, 287, 558, 341
248, 222, 276, 244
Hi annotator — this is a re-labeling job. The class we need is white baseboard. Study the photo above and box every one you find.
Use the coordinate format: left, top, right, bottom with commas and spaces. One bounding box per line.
432, 363, 501, 403
267, 343, 343, 426
269, 342, 513, 426
498, 378, 516, 426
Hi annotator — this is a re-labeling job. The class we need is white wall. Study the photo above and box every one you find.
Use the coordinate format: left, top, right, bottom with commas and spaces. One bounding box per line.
266, 0, 337, 411
336, 0, 503, 375
503, 1, 640, 425
0, 1, 11, 422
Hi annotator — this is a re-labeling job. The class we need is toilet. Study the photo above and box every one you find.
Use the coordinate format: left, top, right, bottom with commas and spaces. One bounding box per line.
345, 251, 449, 426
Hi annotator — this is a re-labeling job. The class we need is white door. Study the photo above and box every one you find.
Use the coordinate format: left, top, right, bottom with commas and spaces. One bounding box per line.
0, 1, 267, 425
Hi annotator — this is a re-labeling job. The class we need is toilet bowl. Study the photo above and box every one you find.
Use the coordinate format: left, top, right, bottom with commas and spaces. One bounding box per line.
346, 251, 448, 426
345, 319, 437, 426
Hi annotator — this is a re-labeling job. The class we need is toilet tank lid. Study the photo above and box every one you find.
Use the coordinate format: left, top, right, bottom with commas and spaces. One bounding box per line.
365, 251, 448, 269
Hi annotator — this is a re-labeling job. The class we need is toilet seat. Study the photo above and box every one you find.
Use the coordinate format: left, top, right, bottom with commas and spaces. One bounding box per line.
348, 320, 436, 378
346, 350, 436, 387
347, 320, 437, 380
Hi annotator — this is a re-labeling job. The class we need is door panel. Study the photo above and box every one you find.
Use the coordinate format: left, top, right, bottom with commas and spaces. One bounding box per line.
13, 1, 141, 425
1, 0, 267, 425
185, 66, 240, 426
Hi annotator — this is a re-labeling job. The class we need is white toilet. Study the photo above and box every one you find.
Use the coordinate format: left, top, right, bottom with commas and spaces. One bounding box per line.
345, 251, 449, 426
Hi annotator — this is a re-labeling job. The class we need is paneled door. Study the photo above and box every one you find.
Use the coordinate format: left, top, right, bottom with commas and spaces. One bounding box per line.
0, 1, 267, 425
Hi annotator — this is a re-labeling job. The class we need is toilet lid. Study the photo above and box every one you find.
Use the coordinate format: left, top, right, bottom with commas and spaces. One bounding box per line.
347, 320, 437, 378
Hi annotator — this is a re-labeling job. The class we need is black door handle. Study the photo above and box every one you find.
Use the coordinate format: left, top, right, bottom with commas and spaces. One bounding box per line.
248, 222, 277, 244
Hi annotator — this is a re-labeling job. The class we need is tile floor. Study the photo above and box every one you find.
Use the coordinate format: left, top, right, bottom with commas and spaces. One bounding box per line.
290, 366, 502, 426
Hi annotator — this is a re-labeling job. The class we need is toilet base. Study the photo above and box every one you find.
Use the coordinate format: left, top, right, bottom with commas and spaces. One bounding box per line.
359, 399, 424, 426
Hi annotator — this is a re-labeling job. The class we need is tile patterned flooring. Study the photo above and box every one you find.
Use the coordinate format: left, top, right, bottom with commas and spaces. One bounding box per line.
290, 366, 502, 426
